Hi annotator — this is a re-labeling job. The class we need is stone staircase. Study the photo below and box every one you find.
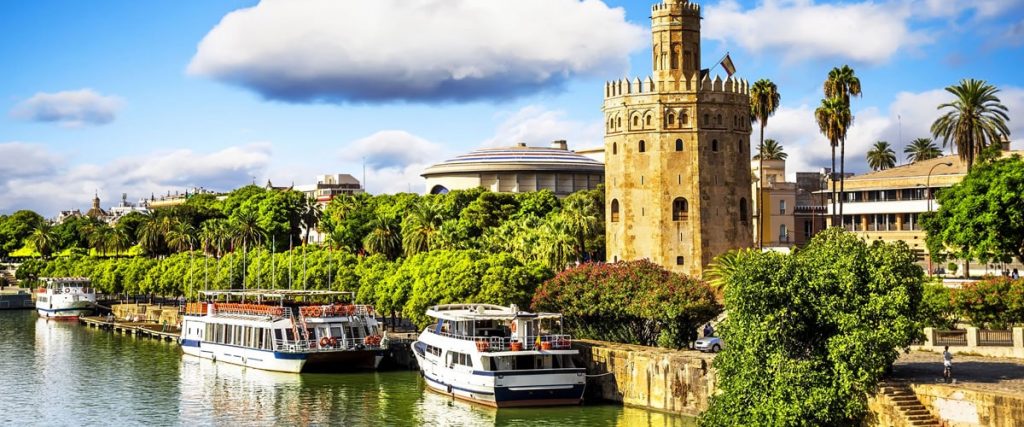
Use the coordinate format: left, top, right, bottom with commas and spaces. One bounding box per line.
879, 382, 941, 426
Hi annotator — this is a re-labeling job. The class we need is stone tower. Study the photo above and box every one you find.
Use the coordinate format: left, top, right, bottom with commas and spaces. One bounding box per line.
604, 0, 753, 277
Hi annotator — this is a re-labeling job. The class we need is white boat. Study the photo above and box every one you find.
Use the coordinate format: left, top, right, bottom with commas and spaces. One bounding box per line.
180, 289, 386, 374
35, 277, 96, 319
412, 303, 585, 407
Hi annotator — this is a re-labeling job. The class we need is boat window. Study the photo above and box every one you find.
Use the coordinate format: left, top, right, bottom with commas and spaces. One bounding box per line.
515, 355, 535, 370
331, 326, 344, 339
284, 328, 295, 342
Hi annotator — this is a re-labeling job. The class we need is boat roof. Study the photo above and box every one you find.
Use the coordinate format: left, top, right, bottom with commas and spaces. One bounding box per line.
426, 304, 562, 321
199, 289, 354, 299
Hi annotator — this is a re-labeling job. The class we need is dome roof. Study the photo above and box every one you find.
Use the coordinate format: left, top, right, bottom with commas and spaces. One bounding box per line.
422, 144, 604, 176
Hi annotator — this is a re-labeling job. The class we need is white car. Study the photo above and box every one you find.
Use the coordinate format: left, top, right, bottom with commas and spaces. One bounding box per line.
695, 336, 724, 352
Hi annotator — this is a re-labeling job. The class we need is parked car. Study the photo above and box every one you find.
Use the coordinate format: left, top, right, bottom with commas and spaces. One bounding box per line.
695, 336, 724, 352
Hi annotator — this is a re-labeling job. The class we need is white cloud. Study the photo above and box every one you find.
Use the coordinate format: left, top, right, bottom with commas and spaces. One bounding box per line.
914, 0, 1024, 20
482, 105, 603, 150
704, 0, 931, 64
0, 143, 271, 216
10, 89, 123, 127
0, 142, 62, 178
763, 85, 1024, 181
187, 0, 645, 103
340, 130, 445, 169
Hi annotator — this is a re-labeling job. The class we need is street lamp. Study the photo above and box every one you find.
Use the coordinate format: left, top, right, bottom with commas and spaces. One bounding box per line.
925, 161, 954, 275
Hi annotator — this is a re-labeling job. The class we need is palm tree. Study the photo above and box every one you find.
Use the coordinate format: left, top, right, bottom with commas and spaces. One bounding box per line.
867, 141, 897, 171
86, 223, 113, 256
560, 196, 599, 261
200, 219, 232, 257
931, 79, 1010, 170
815, 97, 852, 227
231, 211, 265, 251
138, 214, 174, 255
364, 214, 401, 259
904, 138, 943, 163
402, 199, 444, 257
705, 248, 753, 289
28, 223, 57, 258
750, 79, 781, 248
166, 221, 197, 253
752, 138, 787, 160
539, 217, 576, 271
106, 227, 131, 256
824, 65, 862, 221
299, 196, 322, 245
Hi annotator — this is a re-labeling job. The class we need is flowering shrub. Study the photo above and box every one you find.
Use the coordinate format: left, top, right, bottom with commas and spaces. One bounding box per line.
531, 259, 721, 348
951, 277, 1024, 329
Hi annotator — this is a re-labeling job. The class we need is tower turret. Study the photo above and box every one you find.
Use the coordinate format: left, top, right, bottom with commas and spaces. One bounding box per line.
651, 0, 702, 81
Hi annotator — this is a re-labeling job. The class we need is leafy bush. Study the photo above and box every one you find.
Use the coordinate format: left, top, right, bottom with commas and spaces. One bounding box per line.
918, 282, 958, 329
531, 260, 721, 349
700, 229, 923, 426
951, 277, 1024, 329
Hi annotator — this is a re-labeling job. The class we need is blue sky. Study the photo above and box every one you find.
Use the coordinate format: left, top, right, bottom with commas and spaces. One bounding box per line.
2, 0, 1022, 216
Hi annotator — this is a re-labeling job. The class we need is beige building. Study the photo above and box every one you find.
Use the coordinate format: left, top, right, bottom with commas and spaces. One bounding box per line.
293, 174, 364, 204
421, 141, 604, 196
751, 159, 796, 247
604, 0, 753, 276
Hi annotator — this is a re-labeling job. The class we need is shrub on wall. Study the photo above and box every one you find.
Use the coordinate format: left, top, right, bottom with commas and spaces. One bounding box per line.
531, 259, 721, 348
951, 277, 1024, 329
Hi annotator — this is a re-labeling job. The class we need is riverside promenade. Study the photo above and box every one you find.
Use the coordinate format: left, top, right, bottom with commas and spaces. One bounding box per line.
892, 351, 1024, 394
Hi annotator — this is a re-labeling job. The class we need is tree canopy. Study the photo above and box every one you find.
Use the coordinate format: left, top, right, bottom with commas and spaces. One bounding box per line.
700, 229, 923, 426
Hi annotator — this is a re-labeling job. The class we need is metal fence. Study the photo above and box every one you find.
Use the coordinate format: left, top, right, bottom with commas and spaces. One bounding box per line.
978, 329, 1014, 347
933, 329, 968, 346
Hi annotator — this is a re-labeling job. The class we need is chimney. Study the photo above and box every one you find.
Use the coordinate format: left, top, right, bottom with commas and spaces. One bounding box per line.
551, 140, 568, 150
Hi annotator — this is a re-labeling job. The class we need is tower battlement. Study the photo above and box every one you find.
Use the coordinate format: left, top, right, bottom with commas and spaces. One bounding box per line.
604, 74, 749, 99
651, 0, 700, 17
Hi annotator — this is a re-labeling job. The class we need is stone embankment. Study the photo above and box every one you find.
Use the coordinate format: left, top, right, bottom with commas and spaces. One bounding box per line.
572, 339, 715, 416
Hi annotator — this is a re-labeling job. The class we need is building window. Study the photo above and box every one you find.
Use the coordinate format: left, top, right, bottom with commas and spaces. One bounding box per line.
703, 114, 709, 126
804, 220, 812, 238
612, 142, 617, 155
780, 224, 788, 242
639, 140, 646, 153
668, 114, 675, 125
611, 199, 620, 222
645, 115, 652, 126
682, 113, 689, 125
739, 198, 748, 223
672, 198, 689, 221
716, 114, 722, 125
712, 139, 719, 152
779, 200, 786, 215
676, 256, 684, 265
617, 117, 621, 127
675, 139, 683, 151
633, 116, 639, 127
738, 139, 744, 153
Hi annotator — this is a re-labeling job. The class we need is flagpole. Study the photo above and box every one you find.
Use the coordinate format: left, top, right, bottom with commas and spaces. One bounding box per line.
708, 52, 729, 73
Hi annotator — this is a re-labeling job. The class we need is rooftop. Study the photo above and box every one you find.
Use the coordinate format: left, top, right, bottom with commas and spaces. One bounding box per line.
422, 143, 603, 177
426, 303, 563, 321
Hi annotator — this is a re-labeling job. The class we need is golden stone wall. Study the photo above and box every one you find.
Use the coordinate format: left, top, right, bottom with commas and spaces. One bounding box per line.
604, 0, 753, 276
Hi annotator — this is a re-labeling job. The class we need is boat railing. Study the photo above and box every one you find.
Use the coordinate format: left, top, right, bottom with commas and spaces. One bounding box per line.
433, 331, 573, 351
298, 304, 378, 319
210, 303, 290, 319
272, 335, 385, 353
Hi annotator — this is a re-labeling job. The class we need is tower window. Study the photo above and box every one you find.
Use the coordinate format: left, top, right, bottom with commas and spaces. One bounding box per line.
716, 114, 722, 125
612, 142, 617, 155
668, 114, 675, 125
633, 116, 639, 127
617, 117, 621, 127
703, 114, 709, 126
675, 139, 683, 151
712, 139, 719, 152
672, 198, 689, 221
682, 113, 689, 125
739, 198, 748, 223
639, 140, 646, 153
676, 256, 685, 265
645, 115, 652, 126
738, 139, 744, 153
611, 199, 620, 222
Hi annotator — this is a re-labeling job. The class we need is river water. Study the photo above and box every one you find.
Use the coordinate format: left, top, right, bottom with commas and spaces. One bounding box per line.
0, 310, 695, 426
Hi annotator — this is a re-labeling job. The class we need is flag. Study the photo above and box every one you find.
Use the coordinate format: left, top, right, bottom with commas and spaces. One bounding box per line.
721, 54, 736, 77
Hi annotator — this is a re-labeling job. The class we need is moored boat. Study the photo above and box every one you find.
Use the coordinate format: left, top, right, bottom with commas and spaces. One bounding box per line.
35, 277, 96, 320
180, 289, 385, 373
412, 303, 585, 408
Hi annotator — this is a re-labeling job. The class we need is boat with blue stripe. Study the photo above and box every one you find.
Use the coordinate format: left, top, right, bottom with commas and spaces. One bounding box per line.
412, 303, 585, 407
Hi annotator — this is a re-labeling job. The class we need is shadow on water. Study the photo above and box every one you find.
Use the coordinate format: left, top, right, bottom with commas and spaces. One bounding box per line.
0, 310, 696, 426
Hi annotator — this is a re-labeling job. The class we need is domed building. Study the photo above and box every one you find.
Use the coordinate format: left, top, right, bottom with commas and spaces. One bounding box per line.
421, 141, 604, 196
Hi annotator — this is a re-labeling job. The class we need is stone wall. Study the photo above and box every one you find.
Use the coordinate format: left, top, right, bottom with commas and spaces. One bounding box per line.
572, 339, 715, 416
911, 384, 1024, 427
112, 303, 180, 325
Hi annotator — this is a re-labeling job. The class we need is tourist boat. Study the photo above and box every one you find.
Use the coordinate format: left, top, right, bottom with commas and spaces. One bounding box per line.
180, 290, 386, 374
412, 303, 585, 407
35, 277, 96, 319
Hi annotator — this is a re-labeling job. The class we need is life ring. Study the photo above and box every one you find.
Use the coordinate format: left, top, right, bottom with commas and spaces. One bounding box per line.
272, 307, 284, 317
63, 288, 71, 294
320, 337, 331, 347
329, 337, 338, 347
310, 307, 322, 317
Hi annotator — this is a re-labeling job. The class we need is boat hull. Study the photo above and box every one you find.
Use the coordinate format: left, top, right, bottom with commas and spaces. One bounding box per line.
36, 301, 95, 320
181, 340, 383, 374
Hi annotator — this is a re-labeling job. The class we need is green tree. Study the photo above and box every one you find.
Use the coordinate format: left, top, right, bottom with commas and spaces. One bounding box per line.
231, 210, 265, 250
752, 138, 787, 161
699, 229, 923, 426
867, 141, 897, 171
750, 79, 781, 248
363, 213, 401, 259
931, 79, 1011, 170
0, 210, 44, 256
904, 138, 943, 163
815, 96, 852, 226
402, 199, 444, 257
138, 214, 174, 256
28, 223, 57, 259
923, 155, 1024, 277
299, 196, 322, 245
559, 193, 600, 261
824, 65, 862, 222
166, 221, 198, 253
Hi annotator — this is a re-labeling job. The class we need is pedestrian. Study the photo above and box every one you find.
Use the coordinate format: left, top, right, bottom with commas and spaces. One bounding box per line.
1013, 269, 1020, 280
943, 346, 953, 383
703, 322, 714, 338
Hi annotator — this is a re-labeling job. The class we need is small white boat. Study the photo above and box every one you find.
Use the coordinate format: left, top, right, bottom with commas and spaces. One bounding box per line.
412, 303, 585, 407
180, 289, 385, 374
35, 277, 96, 320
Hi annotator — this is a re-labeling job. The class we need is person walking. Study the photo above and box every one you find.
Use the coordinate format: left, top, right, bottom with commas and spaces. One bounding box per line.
703, 322, 714, 338
1013, 269, 1020, 280
943, 346, 953, 383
